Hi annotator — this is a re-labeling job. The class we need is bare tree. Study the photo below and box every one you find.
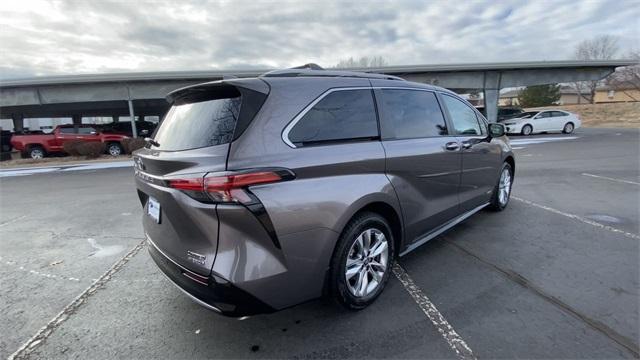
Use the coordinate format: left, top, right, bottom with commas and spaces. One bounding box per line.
607, 50, 640, 101
334, 56, 388, 68
572, 35, 620, 103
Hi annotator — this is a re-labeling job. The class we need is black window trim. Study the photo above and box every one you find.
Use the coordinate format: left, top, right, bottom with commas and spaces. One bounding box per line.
374, 87, 451, 141
438, 92, 486, 137
282, 86, 458, 148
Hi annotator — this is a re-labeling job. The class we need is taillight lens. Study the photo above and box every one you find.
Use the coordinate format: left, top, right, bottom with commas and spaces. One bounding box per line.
167, 169, 294, 204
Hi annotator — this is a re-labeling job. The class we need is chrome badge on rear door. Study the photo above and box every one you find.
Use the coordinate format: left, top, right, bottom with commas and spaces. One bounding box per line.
187, 251, 206, 265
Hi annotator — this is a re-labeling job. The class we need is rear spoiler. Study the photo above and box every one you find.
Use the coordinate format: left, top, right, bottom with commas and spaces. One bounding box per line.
166, 78, 270, 104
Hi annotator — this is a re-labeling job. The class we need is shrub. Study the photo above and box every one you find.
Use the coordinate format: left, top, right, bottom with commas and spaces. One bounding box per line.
76, 142, 106, 159
62, 140, 84, 156
121, 137, 146, 154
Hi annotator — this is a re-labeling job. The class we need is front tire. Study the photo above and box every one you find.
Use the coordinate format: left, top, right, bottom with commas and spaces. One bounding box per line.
488, 162, 513, 211
562, 122, 574, 134
330, 212, 394, 310
521, 124, 533, 136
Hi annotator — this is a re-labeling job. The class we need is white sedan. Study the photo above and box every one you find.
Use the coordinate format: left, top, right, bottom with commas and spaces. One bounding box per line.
499, 110, 581, 135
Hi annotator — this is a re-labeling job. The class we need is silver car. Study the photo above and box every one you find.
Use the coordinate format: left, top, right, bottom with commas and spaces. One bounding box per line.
133, 67, 515, 317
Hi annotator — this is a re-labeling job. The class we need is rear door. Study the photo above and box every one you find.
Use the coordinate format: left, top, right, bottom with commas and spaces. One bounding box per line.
133, 81, 268, 275
440, 93, 501, 212
375, 87, 462, 246
76, 126, 101, 142
550, 111, 569, 131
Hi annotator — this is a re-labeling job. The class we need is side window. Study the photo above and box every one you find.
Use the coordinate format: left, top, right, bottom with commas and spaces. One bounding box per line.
288, 89, 378, 146
536, 112, 551, 119
441, 95, 482, 136
551, 111, 566, 117
379, 89, 447, 139
59, 127, 76, 134
78, 127, 96, 134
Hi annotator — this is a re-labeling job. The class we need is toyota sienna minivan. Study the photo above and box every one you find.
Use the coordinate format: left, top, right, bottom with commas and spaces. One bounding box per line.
133, 66, 515, 317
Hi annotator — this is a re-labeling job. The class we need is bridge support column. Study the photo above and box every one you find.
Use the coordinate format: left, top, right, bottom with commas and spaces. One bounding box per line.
483, 71, 502, 123
128, 100, 138, 138
11, 114, 24, 133
483, 89, 499, 123
72, 114, 82, 126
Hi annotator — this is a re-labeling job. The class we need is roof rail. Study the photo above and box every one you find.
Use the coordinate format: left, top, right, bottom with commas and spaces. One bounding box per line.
260, 66, 404, 81
289, 63, 324, 70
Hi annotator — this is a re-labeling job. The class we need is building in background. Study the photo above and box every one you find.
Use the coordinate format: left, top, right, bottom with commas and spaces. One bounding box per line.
594, 85, 640, 103
498, 86, 592, 106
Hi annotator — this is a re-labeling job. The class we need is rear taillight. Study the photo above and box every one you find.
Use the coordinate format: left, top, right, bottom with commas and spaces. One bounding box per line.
167, 169, 294, 204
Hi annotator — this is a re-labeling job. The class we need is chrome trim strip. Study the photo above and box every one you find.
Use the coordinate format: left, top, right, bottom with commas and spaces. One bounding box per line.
145, 234, 209, 282
399, 202, 489, 256
146, 234, 222, 313
281, 86, 439, 148
157, 268, 222, 313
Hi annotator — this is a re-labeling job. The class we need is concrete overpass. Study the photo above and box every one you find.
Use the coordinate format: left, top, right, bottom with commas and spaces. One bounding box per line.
0, 60, 634, 136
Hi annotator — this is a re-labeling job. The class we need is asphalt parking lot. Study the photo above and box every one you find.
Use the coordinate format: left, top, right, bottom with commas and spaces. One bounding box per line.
1, 127, 638, 359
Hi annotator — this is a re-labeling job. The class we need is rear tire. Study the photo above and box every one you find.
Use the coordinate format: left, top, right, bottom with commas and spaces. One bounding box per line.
330, 212, 394, 310
562, 122, 574, 134
107, 142, 123, 156
488, 162, 513, 211
28, 146, 45, 160
521, 124, 533, 136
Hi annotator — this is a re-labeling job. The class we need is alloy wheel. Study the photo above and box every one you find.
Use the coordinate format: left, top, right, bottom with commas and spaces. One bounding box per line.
345, 228, 389, 298
30, 149, 44, 159
498, 168, 512, 206
108, 145, 121, 156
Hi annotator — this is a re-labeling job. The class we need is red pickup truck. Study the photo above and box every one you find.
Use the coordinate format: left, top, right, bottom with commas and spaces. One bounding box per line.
11, 125, 129, 159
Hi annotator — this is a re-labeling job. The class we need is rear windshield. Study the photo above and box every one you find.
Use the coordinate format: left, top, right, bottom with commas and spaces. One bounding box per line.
152, 94, 241, 151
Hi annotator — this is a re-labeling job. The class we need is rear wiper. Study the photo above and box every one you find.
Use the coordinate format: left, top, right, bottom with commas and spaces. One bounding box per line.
144, 137, 160, 147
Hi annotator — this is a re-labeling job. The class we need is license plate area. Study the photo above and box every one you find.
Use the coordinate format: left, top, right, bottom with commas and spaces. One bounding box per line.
147, 197, 161, 223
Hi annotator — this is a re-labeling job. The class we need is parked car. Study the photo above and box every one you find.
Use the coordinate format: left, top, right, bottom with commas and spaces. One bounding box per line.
475, 106, 524, 121
11, 124, 129, 159
499, 110, 581, 135
98, 121, 158, 137
133, 68, 515, 317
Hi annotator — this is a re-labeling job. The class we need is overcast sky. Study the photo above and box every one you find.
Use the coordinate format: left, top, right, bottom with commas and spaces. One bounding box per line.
0, 0, 638, 79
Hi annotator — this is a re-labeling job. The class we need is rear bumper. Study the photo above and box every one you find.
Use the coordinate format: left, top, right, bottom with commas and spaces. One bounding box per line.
147, 236, 275, 317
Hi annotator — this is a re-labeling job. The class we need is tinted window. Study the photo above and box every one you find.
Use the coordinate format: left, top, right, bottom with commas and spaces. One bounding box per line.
59, 127, 76, 134
288, 89, 378, 145
442, 95, 482, 135
551, 111, 567, 117
536, 112, 551, 119
153, 96, 241, 151
78, 127, 96, 134
379, 89, 447, 139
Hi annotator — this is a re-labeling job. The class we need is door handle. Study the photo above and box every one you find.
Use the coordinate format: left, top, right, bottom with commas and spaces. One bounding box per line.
444, 142, 460, 151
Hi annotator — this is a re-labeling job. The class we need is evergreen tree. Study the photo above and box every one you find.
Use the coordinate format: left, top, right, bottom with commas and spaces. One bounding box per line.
517, 84, 561, 107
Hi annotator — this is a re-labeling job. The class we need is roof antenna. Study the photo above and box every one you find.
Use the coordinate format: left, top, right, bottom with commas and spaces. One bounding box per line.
290, 63, 324, 70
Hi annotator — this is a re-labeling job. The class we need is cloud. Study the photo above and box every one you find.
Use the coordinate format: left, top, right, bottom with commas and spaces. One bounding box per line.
0, 0, 638, 79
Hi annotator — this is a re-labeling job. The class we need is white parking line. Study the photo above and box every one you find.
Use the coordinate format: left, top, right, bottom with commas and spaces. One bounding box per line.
8, 240, 146, 360
393, 263, 476, 359
0, 160, 132, 178
512, 196, 640, 240
509, 136, 579, 146
581, 173, 640, 186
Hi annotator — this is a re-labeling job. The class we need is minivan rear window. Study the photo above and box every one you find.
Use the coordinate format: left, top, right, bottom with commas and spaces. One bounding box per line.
152, 92, 242, 151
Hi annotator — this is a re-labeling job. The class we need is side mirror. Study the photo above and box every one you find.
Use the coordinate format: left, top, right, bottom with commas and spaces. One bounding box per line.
488, 123, 505, 138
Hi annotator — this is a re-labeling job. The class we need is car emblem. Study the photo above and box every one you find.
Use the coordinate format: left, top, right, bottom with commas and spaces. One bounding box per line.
134, 157, 145, 171
187, 251, 206, 265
